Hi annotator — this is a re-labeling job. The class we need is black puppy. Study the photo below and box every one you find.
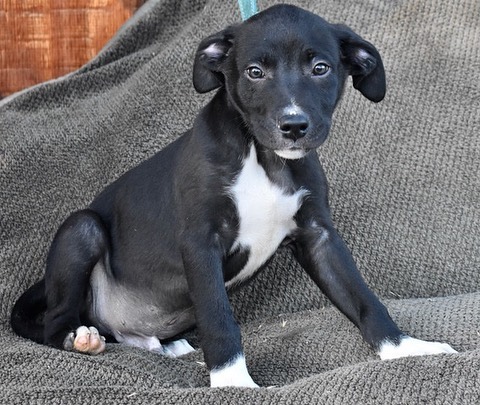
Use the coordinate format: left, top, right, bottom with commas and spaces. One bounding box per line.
11, 4, 456, 387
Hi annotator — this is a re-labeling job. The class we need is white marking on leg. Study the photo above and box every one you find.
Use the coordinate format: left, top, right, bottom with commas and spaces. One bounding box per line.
378, 336, 457, 360
118, 333, 163, 352
210, 354, 258, 388
114, 333, 195, 358
163, 339, 195, 357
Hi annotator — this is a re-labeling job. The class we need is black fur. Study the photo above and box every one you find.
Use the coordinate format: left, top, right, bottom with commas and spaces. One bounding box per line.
12, 5, 403, 384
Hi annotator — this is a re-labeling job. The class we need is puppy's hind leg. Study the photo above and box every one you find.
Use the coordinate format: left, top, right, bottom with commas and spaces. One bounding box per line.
43, 209, 108, 354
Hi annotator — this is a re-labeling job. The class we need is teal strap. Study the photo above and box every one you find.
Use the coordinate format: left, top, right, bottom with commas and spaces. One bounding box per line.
237, 0, 258, 20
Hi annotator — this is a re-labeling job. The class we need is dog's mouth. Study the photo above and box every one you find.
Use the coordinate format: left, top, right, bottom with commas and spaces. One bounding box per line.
246, 115, 329, 159
274, 148, 308, 160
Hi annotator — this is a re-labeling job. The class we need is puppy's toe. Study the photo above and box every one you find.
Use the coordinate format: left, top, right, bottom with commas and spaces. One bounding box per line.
86, 326, 106, 355
63, 331, 75, 351
70, 326, 106, 355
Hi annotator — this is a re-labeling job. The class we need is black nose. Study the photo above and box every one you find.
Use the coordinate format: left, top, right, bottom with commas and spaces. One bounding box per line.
278, 114, 309, 141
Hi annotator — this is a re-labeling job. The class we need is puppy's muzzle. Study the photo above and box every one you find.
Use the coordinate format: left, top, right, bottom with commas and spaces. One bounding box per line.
278, 113, 309, 141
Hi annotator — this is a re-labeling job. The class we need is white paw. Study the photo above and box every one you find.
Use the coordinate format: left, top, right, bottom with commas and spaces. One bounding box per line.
163, 339, 196, 357
210, 354, 259, 388
115, 333, 194, 357
379, 336, 457, 360
63, 326, 106, 355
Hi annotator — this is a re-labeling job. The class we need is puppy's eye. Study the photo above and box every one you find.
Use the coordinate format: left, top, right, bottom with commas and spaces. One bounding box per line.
313, 62, 330, 76
246, 66, 265, 79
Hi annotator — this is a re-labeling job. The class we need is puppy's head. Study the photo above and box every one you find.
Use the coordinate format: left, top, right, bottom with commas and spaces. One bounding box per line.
193, 4, 385, 159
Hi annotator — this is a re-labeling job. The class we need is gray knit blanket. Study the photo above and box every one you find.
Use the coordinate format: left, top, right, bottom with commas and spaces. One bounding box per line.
1, 0, 479, 403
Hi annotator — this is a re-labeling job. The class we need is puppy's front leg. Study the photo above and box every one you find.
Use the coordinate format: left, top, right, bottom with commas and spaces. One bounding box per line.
181, 236, 258, 388
293, 222, 457, 358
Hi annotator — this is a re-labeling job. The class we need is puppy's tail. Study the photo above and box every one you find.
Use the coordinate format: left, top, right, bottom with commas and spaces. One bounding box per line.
11, 279, 47, 343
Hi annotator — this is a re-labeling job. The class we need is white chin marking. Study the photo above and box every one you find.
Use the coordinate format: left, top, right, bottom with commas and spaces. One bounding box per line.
210, 354, 259, 388
378, 336, 457, 360
274, 149, 307, 159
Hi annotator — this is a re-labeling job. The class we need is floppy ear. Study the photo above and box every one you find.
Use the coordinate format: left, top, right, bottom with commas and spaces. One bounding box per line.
193, 27, 236, 93
335, 25, 386, 102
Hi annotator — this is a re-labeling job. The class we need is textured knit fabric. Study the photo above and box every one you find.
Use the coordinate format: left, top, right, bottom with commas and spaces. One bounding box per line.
1, 0, 479, 403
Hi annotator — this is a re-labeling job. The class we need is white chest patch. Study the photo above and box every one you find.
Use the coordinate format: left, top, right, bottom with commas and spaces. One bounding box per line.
226, 144, 307, 287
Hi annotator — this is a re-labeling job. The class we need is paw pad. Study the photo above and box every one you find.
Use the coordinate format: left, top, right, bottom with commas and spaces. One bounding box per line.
63, 326, 106, 355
